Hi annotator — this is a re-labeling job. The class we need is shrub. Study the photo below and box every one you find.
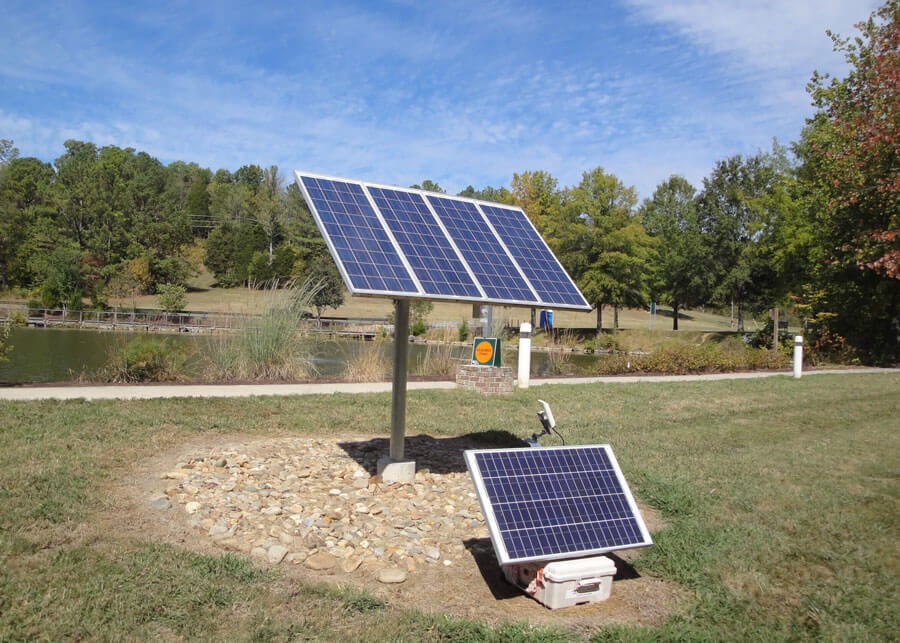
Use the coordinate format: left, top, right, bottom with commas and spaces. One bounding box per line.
410, 318, 428, 336
157, 283, 187, 314
458, 319, 470, 342
414, 342, 461, 377
0, 323, 11, 363
101, 336, 191, 382
595, 340, 790, 375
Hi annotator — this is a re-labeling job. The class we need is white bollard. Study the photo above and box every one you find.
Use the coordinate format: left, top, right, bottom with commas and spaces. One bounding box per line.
793, 335, 803, 379
518, 322, 532, 389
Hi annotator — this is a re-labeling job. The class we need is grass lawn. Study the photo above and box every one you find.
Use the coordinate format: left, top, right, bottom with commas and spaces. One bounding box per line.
1, 373, 897, 640
107, 272, 736, 333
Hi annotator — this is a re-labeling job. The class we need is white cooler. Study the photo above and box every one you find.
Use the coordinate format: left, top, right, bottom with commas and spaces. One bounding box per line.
502, 555, 617, 609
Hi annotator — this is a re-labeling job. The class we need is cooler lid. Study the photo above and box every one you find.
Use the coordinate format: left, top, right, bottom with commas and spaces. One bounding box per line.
543, 556, 616, 583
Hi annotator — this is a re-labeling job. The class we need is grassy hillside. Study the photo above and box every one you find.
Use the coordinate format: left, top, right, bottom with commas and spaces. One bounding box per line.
121, 276, 736, 333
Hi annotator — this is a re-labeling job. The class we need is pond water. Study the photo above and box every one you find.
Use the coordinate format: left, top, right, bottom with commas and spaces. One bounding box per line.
0, 326, 597, 384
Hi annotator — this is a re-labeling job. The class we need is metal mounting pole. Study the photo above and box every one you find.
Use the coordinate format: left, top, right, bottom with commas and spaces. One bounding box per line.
390, 299, 410, 461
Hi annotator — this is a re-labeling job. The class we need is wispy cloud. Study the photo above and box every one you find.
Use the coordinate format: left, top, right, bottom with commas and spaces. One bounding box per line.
0, 0, 882, 201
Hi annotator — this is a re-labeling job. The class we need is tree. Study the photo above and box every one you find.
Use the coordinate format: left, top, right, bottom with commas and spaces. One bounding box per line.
696, 153, 784, 330
556, 168, 653, 334
39, 245, 84, 310
0, 156, 56, 289
510, 170, 564, 236
283, 182, 326, 267
0, 139, 19, 165
457, 185, 515, 204
640, 176, 708, 330
256, 165, 285, 263
306, 260, 344, 324
796, 0, 899, 361
410, 180, 445, 193
157, 282, 187, 314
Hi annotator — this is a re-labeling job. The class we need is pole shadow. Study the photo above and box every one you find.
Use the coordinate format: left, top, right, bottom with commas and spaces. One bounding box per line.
337, 430, 525, 475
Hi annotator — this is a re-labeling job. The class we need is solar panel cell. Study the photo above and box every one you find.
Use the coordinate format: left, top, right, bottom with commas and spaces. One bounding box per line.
465, 445, 652, 565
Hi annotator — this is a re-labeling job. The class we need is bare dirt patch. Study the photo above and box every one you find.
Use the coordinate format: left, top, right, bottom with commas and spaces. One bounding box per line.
106, 432, 688, 632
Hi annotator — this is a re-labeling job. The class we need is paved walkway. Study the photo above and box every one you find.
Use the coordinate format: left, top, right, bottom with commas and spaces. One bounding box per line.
1, 368, 895, 401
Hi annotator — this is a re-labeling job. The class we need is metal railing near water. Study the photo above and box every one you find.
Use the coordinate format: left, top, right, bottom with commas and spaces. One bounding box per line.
0, 301, 391, 339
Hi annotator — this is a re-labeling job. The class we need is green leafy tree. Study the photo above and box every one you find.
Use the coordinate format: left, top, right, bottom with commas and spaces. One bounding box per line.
283, 182, 326, 265
256, 165, 286, 263
204, 221, 266, 286
559, 167, 653, 334
157, 282, 187, 314
0, 139, 19, 165
696, 153, 784, 330
640, 176, 709, 330
510, 170, 564, 236
457, 185, 515, 204
39, 245, 85, 310
410, 180, 445, 193
0, 156, 56, 289
796, 0, 899, 361
306, 260, 345, 324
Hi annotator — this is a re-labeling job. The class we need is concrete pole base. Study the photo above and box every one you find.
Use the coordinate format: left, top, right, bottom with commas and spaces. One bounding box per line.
377, 457, 416, 483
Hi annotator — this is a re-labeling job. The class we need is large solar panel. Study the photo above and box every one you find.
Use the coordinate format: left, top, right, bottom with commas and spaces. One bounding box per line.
464, 445, 653, 565
294, 171, 591, 310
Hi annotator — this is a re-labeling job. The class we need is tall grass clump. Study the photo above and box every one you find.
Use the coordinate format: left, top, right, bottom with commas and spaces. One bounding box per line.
545, 329, 580, 375
414, 342, 462, 377
203, 280, 317, 381
0, 322, 12, 362
342, 338, 390, 382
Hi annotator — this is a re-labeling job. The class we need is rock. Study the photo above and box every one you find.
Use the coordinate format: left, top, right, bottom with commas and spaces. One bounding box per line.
267, 544, 288, 564
342, 554, 364, 573
377, 566, 407, 584
208, 523, 229, 538
305, 551, 337, 570
150, 496, 172, 510
163, 436, 489, 579
215, 537, 240, 551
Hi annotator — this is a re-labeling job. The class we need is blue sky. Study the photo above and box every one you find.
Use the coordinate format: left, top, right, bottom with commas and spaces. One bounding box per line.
1, 0, 877, 201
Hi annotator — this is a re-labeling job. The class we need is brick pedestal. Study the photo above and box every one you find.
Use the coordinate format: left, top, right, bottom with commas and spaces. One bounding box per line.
456, 364, 514, 395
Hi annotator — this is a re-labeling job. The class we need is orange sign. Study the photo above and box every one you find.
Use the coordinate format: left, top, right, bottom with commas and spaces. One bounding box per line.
473, 339, 496, 365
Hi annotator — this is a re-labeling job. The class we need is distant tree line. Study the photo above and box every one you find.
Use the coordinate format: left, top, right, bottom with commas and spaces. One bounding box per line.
0, 2, 896, 362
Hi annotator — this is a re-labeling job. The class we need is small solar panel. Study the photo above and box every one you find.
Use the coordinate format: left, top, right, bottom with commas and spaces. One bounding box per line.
294, 171, 591, 311
465, 445, 652, 565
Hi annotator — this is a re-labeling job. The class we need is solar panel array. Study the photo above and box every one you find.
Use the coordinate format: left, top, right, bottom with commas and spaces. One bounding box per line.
464, 445, 653, 565
294, 172, 591, 310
